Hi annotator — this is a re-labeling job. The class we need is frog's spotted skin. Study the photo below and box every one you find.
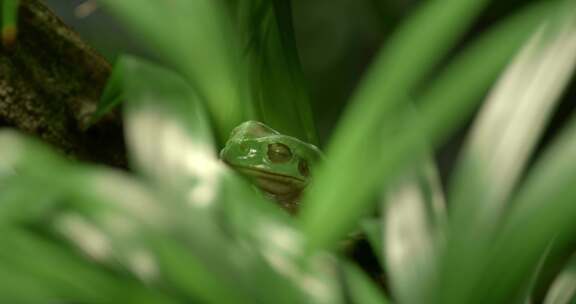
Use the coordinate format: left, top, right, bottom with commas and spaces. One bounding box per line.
220, 121, 322, 213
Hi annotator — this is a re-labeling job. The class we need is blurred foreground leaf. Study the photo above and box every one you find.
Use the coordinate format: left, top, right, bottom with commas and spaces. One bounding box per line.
434, 5, 576, 303
544, 254, 576, 304
383, 158, 446, 304
300, 0, 549, 251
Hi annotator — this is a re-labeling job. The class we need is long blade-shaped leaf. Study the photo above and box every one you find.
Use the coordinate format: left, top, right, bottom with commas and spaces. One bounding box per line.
0, 226, 173, 304
434, 6, 576, 303
469, 112, 576, 304
544, 254, 576, 304
341, 261, 390, 304
233, 0, 318, 143
87, 59, 125, 126
0, 130, 312, 304
300, 0, 546, 251
119, 56, 225, 210
99, 0, 249, 141
299, 0, 491, 250
450, 7, 576, 222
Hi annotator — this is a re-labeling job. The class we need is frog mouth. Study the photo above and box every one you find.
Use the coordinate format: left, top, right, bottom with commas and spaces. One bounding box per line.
223, 162, 305, 185
237, 167, 306, 196
230, 165, 305, 184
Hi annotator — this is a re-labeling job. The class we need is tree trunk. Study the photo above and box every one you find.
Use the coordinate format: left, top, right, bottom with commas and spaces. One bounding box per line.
0, 0, 125, 167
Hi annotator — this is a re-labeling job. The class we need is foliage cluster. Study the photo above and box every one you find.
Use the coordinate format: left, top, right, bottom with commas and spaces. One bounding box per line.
1, 0, 576, 303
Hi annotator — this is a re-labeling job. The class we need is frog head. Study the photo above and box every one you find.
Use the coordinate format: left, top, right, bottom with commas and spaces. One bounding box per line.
220, 121, 322, 208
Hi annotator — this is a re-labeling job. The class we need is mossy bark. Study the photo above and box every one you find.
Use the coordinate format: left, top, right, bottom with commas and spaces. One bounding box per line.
0, 0, 125, 167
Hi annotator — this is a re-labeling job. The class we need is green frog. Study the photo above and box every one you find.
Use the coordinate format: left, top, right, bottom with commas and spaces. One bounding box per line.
220, 121, 322, 213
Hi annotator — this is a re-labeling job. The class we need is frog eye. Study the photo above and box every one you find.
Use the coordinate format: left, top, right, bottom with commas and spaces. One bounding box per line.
267, 143, 292, 163
298, 159, 310, 177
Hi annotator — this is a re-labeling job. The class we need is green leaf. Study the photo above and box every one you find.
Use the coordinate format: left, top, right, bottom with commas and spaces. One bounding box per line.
99, 0, 250, 142
0, 266, 61, 304
0, 227, 173, 304
299, 0, 544, 251
0, 131, 313, 304
93, 57, 335, 303
468, 113, 576, 304
433, 5, 576, 303
544, 255, 576, 304
232, 0, 318, 143
117, 55, 292, 231
382, 157, 446, 304
86, 59, 125, 127
359, 218, 384, 265
448, 5, 576, 226
151, 236, 255, 304
1, 0, 18, 46
119, 56, 222, 207
341, 262, 389, 304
